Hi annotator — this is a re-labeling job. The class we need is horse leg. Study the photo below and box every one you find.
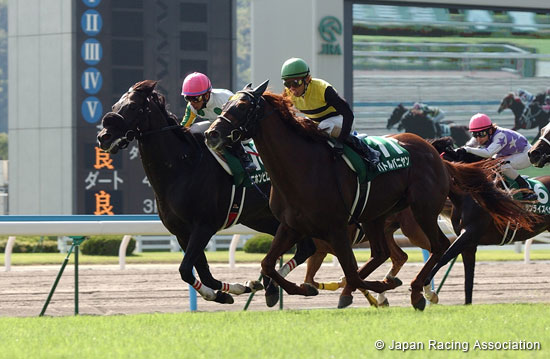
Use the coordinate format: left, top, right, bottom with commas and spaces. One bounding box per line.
339, 219, 395, 308
408, 210, 450, 311
330, 227, 400, 298
461, 245, 477, 305
260, 224, 318, 297
264, 236, 317, 307
178, 228, 235, 304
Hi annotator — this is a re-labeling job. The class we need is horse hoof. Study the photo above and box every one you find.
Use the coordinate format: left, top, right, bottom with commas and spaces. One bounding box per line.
385, 277, 403, 289
412, 296, 426, 311
379, 298, 389, 307
300, 283, 319, 296
247, 280, 264, 293
428, 292, 439, 304
338, 295, 353, 309
265, 294, 279, 308
214, 291, 234, 304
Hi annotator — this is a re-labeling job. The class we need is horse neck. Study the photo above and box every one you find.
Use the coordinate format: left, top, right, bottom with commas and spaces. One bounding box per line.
137, 115, 198, 193
253, 105, 323, 185
511, 101, 524, 118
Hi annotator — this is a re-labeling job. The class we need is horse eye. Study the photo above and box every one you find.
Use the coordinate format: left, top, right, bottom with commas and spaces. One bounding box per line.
237, 103, 247, 111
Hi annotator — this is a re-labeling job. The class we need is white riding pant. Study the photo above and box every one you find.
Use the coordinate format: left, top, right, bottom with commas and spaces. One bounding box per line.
498, 144, 532, 180
317, 115, 353, 139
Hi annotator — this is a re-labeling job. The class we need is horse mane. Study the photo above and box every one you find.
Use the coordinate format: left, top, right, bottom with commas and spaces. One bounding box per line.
262, 91, 329, 143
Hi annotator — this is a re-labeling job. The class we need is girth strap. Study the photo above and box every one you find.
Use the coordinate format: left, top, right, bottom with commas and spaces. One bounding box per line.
350, 179, 371, 246
221, 185, 246, 229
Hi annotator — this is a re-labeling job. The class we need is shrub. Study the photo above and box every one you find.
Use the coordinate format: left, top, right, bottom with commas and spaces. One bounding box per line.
243, 234, 296, 254
81, 236, 136, 256
0, 237, 58, 253
243, 234, 273, 253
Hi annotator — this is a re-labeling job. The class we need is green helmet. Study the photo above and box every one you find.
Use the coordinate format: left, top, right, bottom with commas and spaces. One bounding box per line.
281, 58, 310, 79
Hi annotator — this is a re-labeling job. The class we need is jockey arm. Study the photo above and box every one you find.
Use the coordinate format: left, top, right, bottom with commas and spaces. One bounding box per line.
463, 132, 506, 158
181, 103, 197, 127
324, 86, 353, 143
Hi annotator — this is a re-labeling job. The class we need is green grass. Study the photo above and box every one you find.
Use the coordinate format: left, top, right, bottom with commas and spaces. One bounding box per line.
0, 304, 548, 359
354, 35, 550, 54
3, 248, 550, 266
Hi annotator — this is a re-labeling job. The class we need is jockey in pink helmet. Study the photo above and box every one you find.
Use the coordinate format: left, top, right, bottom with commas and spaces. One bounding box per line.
463, 113, 536, 200
180, 72, 256, 173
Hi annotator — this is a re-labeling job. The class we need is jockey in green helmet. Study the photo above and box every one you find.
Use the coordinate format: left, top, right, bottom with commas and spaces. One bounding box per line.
280, 57, 379, 170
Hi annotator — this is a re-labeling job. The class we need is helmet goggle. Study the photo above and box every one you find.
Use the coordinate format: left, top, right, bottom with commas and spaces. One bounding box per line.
283, 77, 306, 89
184, 94, 206, 103
472, 130, 489, 138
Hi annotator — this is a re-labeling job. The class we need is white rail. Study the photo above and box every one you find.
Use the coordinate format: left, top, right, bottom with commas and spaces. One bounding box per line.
0, 215, 257, 271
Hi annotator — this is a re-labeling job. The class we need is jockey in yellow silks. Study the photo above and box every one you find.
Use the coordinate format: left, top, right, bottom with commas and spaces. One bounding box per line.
280, 57, 379, 170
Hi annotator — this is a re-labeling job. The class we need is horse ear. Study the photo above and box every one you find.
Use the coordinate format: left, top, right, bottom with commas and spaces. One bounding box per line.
253, 80, 269, 97
243, 83, 253, 90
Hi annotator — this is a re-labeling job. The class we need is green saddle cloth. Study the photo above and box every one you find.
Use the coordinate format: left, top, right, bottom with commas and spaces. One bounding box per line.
505, 177, 550, 215
222, 142, 270, 187
340, 136, 411, 183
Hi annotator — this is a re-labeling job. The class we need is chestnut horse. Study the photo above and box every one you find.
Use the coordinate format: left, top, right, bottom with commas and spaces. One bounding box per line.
96, 80, 320, 305
426, 137, 549, 304
205, 81, 535, 310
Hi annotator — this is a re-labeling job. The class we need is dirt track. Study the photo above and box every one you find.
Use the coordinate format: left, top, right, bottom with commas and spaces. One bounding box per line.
1, 260, 550, 317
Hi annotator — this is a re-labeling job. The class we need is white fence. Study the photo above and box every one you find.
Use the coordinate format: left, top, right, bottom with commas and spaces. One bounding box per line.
0, 215, 256, 271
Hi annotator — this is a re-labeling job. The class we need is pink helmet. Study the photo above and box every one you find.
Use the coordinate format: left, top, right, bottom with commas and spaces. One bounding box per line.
469, 113, 492, 132
181, 72, 212, 96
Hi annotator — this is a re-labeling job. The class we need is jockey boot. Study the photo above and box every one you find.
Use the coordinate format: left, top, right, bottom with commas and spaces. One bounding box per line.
228, 143, 256, 174
515, 175, 537, 201
345, 135, 380, 171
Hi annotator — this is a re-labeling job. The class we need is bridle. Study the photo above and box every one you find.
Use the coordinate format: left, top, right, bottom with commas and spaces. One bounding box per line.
105, 89, 183, 151
216, 90, 266, 145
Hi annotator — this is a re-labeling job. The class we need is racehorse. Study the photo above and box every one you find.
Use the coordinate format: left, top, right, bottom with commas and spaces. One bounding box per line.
205, 81, 535, 310
498, 93, 549, 143
426, 137, 549, 304
386, 104, 470, 146
529, 123, 550, 168
96, 80, 320, 305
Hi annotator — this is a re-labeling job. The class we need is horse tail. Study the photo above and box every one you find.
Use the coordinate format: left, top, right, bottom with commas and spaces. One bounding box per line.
443, 160, 537, 232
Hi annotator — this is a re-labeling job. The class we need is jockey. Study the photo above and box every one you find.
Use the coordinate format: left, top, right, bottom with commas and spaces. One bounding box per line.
463, 113, 537, 200
517, 89, 535, 105
410, 102, 445, 137
280, 57, 380, 170
181, 72, 256, 173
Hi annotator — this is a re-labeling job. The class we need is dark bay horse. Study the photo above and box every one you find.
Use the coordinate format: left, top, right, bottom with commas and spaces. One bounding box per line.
426, 137, 549, 304
386, 104, 470, 146
96, 80, 319, 305
529, 123, 550, 167
205, 81, 534, 310
498, 93, 549, 143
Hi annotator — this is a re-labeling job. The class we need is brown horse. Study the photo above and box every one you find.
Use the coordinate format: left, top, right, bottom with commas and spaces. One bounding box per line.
205, 82, 535, 310
427, 137, 549, 304
528, 123, 550, 168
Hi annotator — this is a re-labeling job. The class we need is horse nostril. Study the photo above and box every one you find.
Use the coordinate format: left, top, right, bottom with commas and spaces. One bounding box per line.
98, 133, 111, 143
208, 130, 220, 140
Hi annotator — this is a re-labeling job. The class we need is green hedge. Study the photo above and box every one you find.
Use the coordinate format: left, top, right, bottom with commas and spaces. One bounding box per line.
81, 236, 136, 256
0, 239, 58, 253
243, 234, 296, 254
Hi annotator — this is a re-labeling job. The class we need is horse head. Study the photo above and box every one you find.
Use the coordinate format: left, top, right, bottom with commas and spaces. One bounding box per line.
97, 80, 170, 153
386, 104, 407, 129
528, 123, 550, 168
205, 80, 269, 152
497, 93, 516, 113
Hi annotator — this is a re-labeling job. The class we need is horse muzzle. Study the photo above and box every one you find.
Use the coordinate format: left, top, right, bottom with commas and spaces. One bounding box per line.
204, 129, 224, 151
528, 149, 549, 168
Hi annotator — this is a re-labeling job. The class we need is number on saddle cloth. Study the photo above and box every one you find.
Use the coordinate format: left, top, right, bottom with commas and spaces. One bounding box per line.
221, 141, 268, 187
333, 136, 411, 183
503, 177, 549, 214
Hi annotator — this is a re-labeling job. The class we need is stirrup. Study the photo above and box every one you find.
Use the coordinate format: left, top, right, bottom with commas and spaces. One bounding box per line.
521, 191, 538, 201
242, 160, 257, 174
